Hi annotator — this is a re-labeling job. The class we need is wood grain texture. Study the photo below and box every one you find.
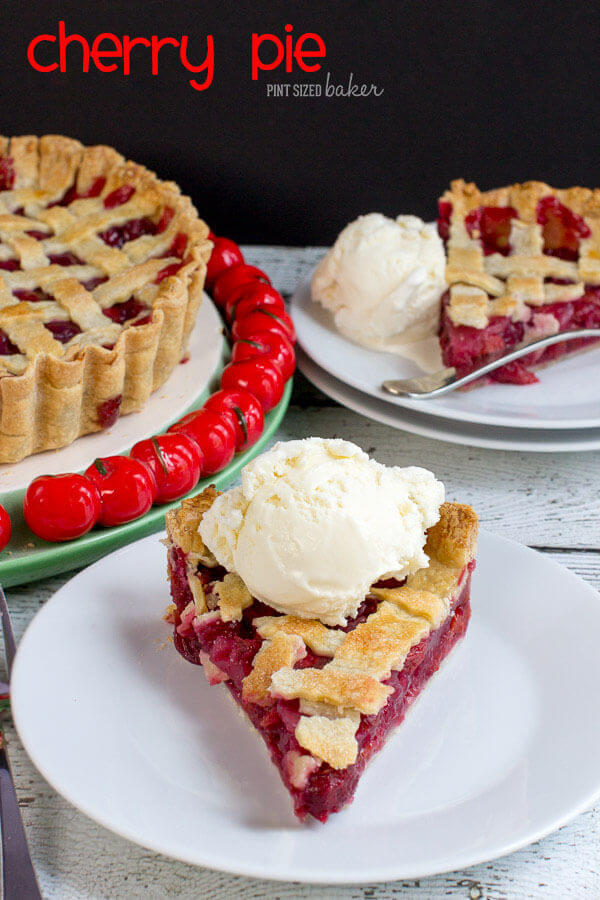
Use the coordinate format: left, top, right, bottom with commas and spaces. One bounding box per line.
2, 245, 598, 899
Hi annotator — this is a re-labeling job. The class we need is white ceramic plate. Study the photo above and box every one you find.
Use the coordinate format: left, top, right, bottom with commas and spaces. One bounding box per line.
12, 530, 600, 883
292, 276, 600, 430
0, 294, 224, 494
299, 348, 600, 452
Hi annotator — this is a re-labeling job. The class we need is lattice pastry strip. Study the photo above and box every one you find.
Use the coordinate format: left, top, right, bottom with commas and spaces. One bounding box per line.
578, 218, 600, 285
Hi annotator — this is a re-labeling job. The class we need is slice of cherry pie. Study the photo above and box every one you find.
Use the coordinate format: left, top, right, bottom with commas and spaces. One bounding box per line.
438, 180, 600, 384
165, 486, 478, 822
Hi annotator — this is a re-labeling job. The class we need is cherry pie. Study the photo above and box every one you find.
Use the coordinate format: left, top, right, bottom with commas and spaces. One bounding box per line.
0, 134, 211, 462
165, 486, 478, 822
438, 180, 600, 384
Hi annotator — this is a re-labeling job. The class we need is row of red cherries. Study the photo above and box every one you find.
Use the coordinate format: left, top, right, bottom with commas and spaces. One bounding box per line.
0, 233, 296, 548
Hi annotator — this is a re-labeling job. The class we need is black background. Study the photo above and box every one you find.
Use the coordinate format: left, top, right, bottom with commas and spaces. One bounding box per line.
4, 1, 599, 244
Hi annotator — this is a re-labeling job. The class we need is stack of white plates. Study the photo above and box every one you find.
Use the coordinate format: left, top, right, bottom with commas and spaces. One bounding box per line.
291, 278, 600, 452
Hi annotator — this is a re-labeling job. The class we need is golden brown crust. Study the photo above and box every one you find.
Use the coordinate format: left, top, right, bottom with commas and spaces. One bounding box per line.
242, 632, 306, 706
295, 715, 359, 769
370, 586, 448, 627
441, 178, 600, 329
425, 502, 479, 569
441, 179, 600, 220
254, 614, 346, 657
331, 600, 430, 681
165, 487, 220, 560
0, 134, 212, 462
213, 572, 253, 623
270, 665, 393, 716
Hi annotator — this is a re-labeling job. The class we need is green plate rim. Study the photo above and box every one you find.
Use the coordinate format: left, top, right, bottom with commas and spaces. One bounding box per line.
0, 379, 292, 588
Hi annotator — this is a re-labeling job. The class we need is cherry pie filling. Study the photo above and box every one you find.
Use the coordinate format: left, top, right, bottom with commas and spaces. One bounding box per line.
167, 546, 474, 822
438, 198, 600, 383
0, 166, 190, 423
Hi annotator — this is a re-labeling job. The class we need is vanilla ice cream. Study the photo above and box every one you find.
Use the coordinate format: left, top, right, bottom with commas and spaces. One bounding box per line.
199, 438, 444, 626
311, 213, 445, 351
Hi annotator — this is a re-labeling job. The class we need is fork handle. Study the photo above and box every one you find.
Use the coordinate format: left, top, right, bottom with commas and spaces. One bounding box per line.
382, 327, 600, 398
0, 740, 42, 899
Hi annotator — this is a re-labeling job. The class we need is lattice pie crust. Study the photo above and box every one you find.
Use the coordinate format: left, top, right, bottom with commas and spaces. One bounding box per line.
442, 179, 600, 329
0, 135, 211, 462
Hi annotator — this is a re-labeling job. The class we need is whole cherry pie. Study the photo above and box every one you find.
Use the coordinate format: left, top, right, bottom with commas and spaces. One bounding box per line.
438, 180, 600, 384
0, 134, 211, 462
165, 486, 478, 822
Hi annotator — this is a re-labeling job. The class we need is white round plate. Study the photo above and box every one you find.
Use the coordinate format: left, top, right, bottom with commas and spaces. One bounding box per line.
299, 348, 600, 452
292, 275, 600, 430
12, 530, 600, 883
0, 295, 224, 494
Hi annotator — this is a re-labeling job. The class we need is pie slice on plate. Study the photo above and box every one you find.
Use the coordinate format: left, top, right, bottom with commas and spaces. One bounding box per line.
438, 179, 600, 384
165, 484, 478, 822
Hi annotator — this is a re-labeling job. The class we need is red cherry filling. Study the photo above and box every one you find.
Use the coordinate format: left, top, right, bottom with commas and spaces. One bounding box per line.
440, 287, 600, 385
168, 232, 187, 257
465, 206, 517, 256
0, 329, 19, 355
156, 206, 174, 233
44, 319, 82, 343
54, 176, 107, 207
80, 276, 109, 292
13, 288, 53, 303
103, 185, 135, 209
437, 200, 452, 242
537, 196, 591, 261
0, 158, 16, 191
25, 230, 49, 241
102, 296, 148, 324
155, 261, 183, 283
99, 216, 157, 249
96, 395, 122, 428
0, 259, 20, 271
47, 251, 84, 266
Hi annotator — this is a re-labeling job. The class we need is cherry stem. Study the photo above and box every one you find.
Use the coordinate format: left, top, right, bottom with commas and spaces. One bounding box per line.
260, 309, 285, 324
233, 405, 248, 442
152, 437, 169, 476
93, 458, 108, 477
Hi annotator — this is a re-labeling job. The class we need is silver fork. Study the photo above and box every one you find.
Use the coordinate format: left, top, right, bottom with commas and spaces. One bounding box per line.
382, 327, 600, 399
0, 586, 42, 900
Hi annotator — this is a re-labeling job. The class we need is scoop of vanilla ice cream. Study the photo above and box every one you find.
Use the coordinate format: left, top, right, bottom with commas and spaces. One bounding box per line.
199, 437, 444, 626
311, 213, 445, 350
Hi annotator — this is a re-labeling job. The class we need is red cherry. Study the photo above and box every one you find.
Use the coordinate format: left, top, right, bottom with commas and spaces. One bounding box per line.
0, 504, 10, 551
206, 237, 244, 290
212, 264, 271, 309
168, 409, 236, 475
221, 358, 284, 412
85, 456, 157, 526
232, 331, 295, 381
130, 434, 203, 503
232, 308, 296, 344
225, 282, 286, 323
24, 474, 102, 541
204, 388, 265, 451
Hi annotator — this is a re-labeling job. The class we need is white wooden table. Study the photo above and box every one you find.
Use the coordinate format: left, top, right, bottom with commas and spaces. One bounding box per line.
3, 248, 599, 899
